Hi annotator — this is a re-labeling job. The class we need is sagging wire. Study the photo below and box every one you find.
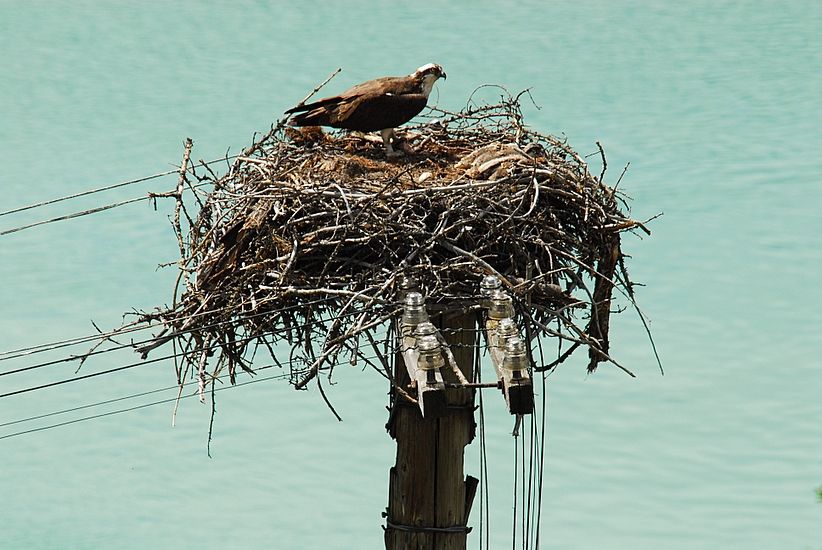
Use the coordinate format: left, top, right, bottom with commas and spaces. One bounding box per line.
0, 364, 293, 442
0, 152, 242, 219
1, 293, 340, 363
0, 153, 237, 237
475, 323, 491, 550
0, 340, 392, 443
0, 381, 182, 429
0, 294, 348, 374
0, 301, 489, 421
0, 304, 397, 398
0, 168, 181, 218
1, 346, 197, 400
510, 369, 550, 549
0, 195, 157, 236
533, 370, 548, 549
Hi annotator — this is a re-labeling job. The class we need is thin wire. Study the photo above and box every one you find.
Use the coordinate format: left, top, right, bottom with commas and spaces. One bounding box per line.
0, 289, 411, 367
0, 326, 160, 361
0, 381, 180, 428
512, 424, 519, 550
531, 407, 542, 550
479, 403, 489, 550
0, 154, 240, 219
0, 294, 355, 373
0, 166, 220, 237
0, 348, 181, 399
521, 418, 527, 550
0, 170, 179, 218
475, 327, 490, 550
0, 293, 321, 362
0, 195, 154, 236
0, 317, 470, 400
0, 367, 292, 441
534, 372, 547, 549
0, 306, 400, 406
0, 323, 288, 396
0, 348, 386, 441
0, 313, 398, 402
0, 308, 386, 384
0, 176, 215, 237
0, 296, 482, 366
522, 414, 535, 550
528, 409, 536, 550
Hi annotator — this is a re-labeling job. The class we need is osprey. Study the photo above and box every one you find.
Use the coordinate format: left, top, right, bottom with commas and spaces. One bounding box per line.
285, 63, 446, 155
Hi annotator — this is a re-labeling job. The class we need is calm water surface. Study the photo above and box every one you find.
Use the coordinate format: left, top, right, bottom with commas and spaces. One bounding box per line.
1, 2, 820, 549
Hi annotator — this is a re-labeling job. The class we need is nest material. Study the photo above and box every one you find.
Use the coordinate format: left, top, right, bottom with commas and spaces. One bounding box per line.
133, 91, 649, 396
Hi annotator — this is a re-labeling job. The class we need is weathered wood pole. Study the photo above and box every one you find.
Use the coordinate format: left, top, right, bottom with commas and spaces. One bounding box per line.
385, 308, 478, 550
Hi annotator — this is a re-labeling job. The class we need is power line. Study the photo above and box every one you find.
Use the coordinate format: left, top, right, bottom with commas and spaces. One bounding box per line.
0, 297, 279, 362
0, 154, 238, 219
0, 295, 380, 382
0, 315, 397, 399
0, 155, 237, 237
0, 348, 179, 399
0, 293, 366, 367
0, 289, 392, 364
0, 347, 390, 442
0, 319, 166, 362
0, 330, 285, 399
0, 362, 285, 430
0, 170, 179, 218
0, 195, 154, 236
0, 381, 179, 429
0, 366, 294, 442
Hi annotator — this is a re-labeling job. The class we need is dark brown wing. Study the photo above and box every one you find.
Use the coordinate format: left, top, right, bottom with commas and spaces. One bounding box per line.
286, 75, 427, 131
287, 104, 336, 127
331, 93, 428, 132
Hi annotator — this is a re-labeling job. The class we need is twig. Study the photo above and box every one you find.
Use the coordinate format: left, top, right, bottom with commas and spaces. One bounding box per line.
290, 67, 342, 112
100, 93, 655, 410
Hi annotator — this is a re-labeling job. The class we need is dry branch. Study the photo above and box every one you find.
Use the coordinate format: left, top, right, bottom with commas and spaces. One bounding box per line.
115, 89, 650, 397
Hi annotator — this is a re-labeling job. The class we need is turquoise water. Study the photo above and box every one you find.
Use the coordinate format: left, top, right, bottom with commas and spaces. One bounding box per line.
1, 2, 821, 549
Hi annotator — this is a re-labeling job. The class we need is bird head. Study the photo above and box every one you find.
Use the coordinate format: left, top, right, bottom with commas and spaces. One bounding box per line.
415, 63, 446, 97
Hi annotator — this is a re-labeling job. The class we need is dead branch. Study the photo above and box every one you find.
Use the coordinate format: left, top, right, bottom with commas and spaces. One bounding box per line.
105, 89, 652, 399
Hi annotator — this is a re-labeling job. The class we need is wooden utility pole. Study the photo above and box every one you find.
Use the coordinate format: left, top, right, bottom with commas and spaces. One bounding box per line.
385, 307, 478, 550
384, 277, 533, 549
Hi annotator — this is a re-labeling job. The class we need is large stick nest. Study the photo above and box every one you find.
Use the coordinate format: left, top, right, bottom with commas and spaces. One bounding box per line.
132, 88, 651, 396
